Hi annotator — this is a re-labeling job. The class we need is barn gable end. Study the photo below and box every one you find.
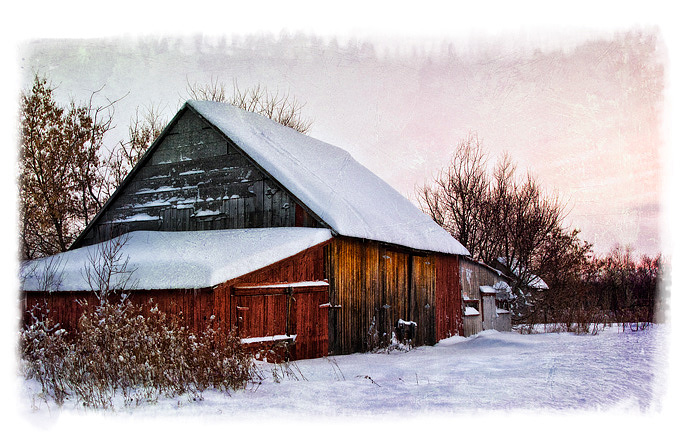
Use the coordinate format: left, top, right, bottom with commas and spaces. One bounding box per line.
73, 106, 324, 247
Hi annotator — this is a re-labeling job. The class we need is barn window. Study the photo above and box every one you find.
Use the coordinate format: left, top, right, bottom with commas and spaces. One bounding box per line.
464, 299, 480, 316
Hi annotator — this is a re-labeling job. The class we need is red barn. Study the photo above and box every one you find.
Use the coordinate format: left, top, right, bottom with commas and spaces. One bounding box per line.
21, 101, 469, 359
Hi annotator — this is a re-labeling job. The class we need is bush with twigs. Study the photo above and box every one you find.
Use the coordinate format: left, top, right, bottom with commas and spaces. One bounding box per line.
20, 297, 254, 409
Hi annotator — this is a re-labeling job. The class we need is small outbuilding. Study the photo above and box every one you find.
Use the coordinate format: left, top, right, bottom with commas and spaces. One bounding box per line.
460, 257, 512, 336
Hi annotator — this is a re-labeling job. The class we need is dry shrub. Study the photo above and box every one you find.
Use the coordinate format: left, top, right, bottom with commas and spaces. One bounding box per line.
366, 317, 414, 353
20, 298, 254, 408
19, 303, 70, 405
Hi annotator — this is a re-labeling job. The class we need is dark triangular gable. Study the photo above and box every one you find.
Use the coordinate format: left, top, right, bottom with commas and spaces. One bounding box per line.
71, 105, 327, 248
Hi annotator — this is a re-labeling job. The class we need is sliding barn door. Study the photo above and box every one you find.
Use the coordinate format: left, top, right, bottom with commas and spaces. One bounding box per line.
233, 282, 329, 360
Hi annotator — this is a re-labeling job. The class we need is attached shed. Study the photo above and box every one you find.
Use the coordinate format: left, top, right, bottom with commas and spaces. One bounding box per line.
460, 257, 512, 336
21, 100, 470, 359
22, 228, 333, 360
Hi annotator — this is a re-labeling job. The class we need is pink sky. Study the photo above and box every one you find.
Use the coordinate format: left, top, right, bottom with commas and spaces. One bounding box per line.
18, 31, 666, 257
5, 1, 675, 259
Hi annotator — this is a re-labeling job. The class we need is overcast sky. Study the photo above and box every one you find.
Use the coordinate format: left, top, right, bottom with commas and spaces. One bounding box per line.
4, 2, 676, 259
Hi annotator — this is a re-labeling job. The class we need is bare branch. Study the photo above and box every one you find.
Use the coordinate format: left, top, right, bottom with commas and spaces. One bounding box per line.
82, 233, 138, 305
186, 77, 313, 134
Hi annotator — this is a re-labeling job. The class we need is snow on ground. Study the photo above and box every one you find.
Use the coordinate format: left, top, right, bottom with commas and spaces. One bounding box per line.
17, 325, 668, 427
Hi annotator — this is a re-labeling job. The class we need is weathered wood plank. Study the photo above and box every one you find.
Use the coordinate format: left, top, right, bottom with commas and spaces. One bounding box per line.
436, 254, 462, 340
77, 107, 308, 246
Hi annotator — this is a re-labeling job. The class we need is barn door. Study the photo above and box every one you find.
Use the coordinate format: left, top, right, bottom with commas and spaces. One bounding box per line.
294, 286, 329, 359
233, 282, 329, 360
481, 294, 496, 330
235, 289, 292, 338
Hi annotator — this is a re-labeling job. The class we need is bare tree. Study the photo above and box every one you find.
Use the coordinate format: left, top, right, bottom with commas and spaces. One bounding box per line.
417, 133, 490, 259
479, 152, 516, 265
418, 134, 571, 296
82, 233, 138, 305
19, 74, 120, 259
107, 105, 167, 187
187, 78, 313, 134
68, 87, 121, 227
533, 227, 593, 326
503, 173, 565, 291
186, 76, 229, 102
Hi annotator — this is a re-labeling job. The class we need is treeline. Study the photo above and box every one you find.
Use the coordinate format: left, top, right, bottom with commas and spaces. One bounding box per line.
533, 247, 664, 332
418, 133, 665, 329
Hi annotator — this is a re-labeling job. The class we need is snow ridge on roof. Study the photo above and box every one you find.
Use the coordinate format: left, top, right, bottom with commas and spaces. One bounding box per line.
496, 257, 549, 290
187, 100, 469, 256
21, 228, 333, 291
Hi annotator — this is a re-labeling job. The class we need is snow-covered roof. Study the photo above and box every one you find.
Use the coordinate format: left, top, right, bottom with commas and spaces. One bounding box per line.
464, 306, 480, 316
186, 101, 469, 256
496, 257, 549, 290
21, 228, 333, 291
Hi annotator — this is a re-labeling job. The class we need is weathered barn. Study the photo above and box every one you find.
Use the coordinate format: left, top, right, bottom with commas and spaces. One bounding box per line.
21, 100, 470, 359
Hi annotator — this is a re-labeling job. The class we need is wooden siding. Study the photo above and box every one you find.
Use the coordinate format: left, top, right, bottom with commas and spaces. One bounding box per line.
325, 237, 440, 355
22, 241, 329, 361
212, 241, 329, 360
137, 288, 215, 332
76, 107, 323, 247
460, 257, 504, 300
325, 237, 380, 354
435, 254, 463, 340
482, 295, 496, 330
22, 288, 214, 334
410, 255, 437, 346
496, 312, 512, 332
212, 242, 327, 328
378, 246, 409, 346
463, 313, 483, 337
23, 291, 95, 332
292, 287, 329, 359
23, 238, 468, 359
460, 257, 509, 336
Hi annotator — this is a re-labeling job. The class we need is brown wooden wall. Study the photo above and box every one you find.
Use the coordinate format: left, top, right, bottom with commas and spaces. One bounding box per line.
22, 241, 329, 360
212, 242, 327, 332
211, 241, 328, 360
22, 290, 95, 332
22, 287, 215, 336
410, 255, 437, 346
460, 257, 505, 300
325, 237, 448, 355
435, 254, 463, 340
463, 314, 483, 337
23, 288, 215, 331
325, 237, 380, 354
460, 257, 509, 336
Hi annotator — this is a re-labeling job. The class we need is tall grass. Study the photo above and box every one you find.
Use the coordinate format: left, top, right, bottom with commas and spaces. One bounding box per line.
20, 298, 254, 409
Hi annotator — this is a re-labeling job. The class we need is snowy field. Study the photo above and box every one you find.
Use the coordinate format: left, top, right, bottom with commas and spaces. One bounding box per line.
15, 324, 673, 441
